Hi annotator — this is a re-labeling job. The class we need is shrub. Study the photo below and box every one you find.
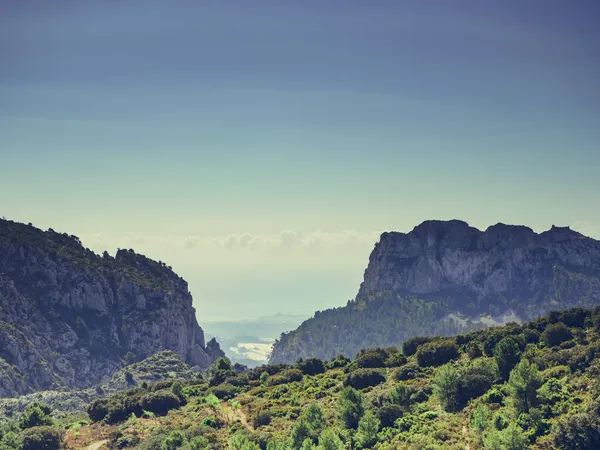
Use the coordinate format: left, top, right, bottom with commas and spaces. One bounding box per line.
376, 404, 403, 428
266, 369, 303, 386
393, 363, 421, 381
542, 322, 572, 347
494, 337, 522, 380
209, 383, 239, 400
458, 359, 499, 405
344, 369, 385, 389
336, 387, 364, 429
483, 423, 526, 450
252, 409, 272, 429
471, 403, 490, 432
467, 341, 483, 359
162, 430, 186, 450
297, 358, 325, 375
19, 402, 53, 429
390, 382, 416, 408
553, 411, 600, 449
402, 336, 434, 356
385, 352, 407, 368
140, 391, 181, 416
20, 426, 61, 450
327, 355, 351, 369
208, 357, 237, 386
356, 348, 387, 368
87, 399, 109, 422
416, 340, 459, 367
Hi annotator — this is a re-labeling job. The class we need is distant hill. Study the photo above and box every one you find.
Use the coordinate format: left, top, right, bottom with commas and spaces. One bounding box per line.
0, 218, 223, 397
270, 220, 600, 363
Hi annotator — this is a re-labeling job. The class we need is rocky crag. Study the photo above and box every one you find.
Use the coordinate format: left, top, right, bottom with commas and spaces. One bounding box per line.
270, 220, 600, 363
0, 218, 223, 397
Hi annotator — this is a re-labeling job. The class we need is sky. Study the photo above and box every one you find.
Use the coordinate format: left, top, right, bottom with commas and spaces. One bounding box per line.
1, 0, 599, 321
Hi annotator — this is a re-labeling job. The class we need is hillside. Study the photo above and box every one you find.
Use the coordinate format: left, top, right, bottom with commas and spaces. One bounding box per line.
270, 220, 600, 363
3, 306, 600, 449
0, 218, 223, 397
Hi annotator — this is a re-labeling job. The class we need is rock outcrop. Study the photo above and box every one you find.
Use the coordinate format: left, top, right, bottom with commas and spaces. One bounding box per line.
0, 218, 223, 397
270, 220, 600, 363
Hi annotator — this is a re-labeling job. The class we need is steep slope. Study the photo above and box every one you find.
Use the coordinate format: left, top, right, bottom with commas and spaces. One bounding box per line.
270, 220, 600, 363
0, 218, 223, 397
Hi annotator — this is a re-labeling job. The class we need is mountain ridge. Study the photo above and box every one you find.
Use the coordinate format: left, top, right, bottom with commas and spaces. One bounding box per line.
0, 218, 224, 398
270, 220, 600, 363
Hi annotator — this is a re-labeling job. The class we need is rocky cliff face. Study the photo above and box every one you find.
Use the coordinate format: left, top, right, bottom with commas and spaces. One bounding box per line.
357, 220, 600, 317
0, 219, 223, 398
270, 220, 600, 363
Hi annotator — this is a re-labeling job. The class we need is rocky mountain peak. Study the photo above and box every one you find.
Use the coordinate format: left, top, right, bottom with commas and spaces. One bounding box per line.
0, 218, 224, 398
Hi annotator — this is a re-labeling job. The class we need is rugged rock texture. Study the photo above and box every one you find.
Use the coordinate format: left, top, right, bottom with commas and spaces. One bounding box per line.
270, 220, 600, 363
0, 219, 223, 398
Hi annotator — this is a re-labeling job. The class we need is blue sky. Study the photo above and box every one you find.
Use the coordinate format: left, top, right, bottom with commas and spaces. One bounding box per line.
1, 1, 599, 321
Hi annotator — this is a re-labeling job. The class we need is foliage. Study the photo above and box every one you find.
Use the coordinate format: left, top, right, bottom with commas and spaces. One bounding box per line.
344, 369, 385, 389
416, 340, 459, 367
336, 387, 364, 430
20, 426, 61, 450
18, 403, 53, 429
355, 410, 380, 449
494, 337, 522, 380
162, 430, 186, 450
471, 403, 490, 432
542, 322, 573, 347
297, 358, 325, 376
507, 359, 542, 414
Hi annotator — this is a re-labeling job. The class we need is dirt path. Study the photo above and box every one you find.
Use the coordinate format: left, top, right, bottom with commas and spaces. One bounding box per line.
85, 440, 109, 450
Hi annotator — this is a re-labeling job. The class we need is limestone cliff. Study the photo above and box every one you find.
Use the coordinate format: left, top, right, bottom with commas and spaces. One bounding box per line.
270, 220, 600, 363
0, 218, 223, 397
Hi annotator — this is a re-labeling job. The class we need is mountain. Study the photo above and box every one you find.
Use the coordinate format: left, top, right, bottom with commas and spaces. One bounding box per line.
0, 218, 223, 398
270, 220, 600, 363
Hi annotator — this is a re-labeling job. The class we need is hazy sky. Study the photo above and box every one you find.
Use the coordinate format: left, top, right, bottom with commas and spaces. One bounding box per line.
1, 1, 599, 321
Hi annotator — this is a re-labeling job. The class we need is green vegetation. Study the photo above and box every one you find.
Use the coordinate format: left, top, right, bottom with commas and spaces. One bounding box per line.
4, 306, 600, 449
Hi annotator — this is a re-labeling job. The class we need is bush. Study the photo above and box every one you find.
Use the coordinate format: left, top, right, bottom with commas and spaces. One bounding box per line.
471, 403, 489, 432
376, 404, 403, 428
390, 382, 416, 408
208, 357, 237, 386
467, 341, 483, 359
327, 355, 350, 369
542, 322, 572, 347
162, 430, 186, 450
209, 383, 239, 400
458, 359, 499, 405
266, 369, 303, 386
402, 336, 434, 356
553, 412, 600, 449
416, 340, 459, 367
252, 409, 272, 429
494, 337, 522, 380
19, 402, 53, 429
336, 387, 364, 429
385, 352, 407, 368
297, 358, 325, 375
356, 348, 387, 368
140, 391, 181, 416
393, 363, 421, 381
20, 426, 61, 450
344, 369, 385, 389
87, 399, 109, 422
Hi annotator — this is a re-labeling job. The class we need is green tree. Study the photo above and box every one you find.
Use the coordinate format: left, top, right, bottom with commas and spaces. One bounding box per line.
336, 387, 364, 430
355, 410, 380, 449
162, 431, 186, 450
317, 428, 344, 450
291, 419, 312, 449
471, 404, 490, 432
542, 322, 572, 347
508, 359, 541, 414
390, 382, 415, 408
432, 364, 461, 412
494, 338, 522, 380
19, 403, 53, 430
